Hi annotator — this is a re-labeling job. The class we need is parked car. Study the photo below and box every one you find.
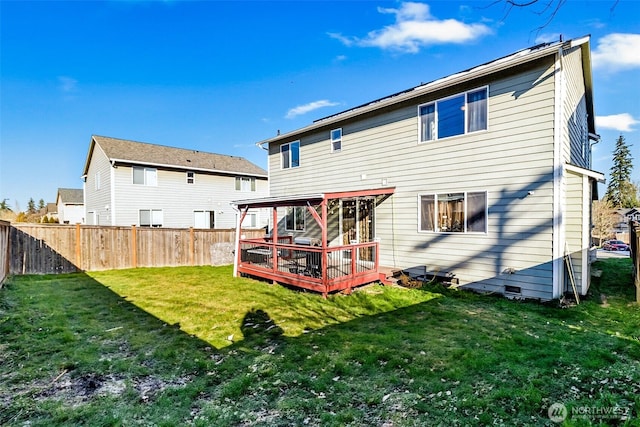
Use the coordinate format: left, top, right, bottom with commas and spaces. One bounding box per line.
602, 240, 630, 251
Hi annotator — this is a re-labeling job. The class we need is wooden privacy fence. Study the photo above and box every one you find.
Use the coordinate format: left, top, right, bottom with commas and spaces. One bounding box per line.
9, 224, 265, 275
0, 221, 10, 287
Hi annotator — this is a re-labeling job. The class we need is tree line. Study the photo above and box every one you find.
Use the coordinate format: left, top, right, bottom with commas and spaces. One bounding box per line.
592, 134, 639, 245
0, 197, 59, 223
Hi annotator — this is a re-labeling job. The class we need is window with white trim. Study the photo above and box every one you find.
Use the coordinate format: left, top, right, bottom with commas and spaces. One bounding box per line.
281, 141, 300, 169
246, 213, 257, 228
419, 87, 488, 142
331, 128, 342, 152
139, 209, 163, 227
94, 172, 101, 190
187, 171, 195, 184
194, 210, 214, 228
419, 191, 487, 233
235, 176, 256, 191
133, 166, 158, 186
285, 206, 305, 231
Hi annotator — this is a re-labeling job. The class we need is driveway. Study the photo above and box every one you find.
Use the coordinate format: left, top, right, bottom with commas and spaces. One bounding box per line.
596, 249, 631, 259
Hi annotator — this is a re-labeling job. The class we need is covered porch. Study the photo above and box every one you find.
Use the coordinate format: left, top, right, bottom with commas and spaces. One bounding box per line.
233, 188, 394, 297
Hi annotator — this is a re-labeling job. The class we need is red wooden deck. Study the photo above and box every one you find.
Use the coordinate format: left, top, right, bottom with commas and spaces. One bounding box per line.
233, 187, 395, 297
237, 237, 382, 296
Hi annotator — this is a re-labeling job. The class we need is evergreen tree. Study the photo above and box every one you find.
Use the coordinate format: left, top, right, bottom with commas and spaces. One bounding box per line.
27, 198, 36, 214
38, 198, 46, 210
0, 198, 10, 211
604, 135, 639, 208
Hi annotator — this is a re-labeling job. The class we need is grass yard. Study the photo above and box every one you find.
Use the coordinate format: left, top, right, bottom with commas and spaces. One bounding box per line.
1, 260, 639, 426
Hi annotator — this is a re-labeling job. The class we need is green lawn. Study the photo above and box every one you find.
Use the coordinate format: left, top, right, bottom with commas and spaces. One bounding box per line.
1, 260, 639, 426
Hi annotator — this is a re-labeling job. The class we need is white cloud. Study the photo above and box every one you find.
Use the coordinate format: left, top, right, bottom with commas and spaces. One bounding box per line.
535, 33, 561, 44
596, 113, 639, 132
58, 76, 78, 92
592, 33, 640, 72
285, 100, 340, 119
329, 2, 491, 53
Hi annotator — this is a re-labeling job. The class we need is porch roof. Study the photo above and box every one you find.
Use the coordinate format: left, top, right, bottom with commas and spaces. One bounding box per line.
232, 187, 396, 209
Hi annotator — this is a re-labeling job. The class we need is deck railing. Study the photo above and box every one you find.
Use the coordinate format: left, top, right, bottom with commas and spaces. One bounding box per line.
237, 237, 380, 295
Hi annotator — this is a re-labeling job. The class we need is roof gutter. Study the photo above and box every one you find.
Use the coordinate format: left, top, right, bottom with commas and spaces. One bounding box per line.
109, 158, 268, 179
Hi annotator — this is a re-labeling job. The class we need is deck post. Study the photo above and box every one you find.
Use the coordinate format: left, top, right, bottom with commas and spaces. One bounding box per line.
272, 206, 278, 274
321, 199, 329, 297
233, 206, 247, 277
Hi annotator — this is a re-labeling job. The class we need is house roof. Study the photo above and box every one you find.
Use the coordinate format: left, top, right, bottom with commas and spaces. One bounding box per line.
233, 187, 396, 209
57, 188, 84, 204
83, 135, 268, 178
257, 36, 594, 147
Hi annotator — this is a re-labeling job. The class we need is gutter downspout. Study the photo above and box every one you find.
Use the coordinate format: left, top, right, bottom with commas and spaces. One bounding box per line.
588, 133, 600, 170
552, 45, 566, 299
232, 205, 242, 277
110, 160, 117, 226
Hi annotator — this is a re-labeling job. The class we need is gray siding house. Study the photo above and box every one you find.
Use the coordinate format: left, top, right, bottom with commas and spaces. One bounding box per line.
56, 188, 84, 224
237, 36, 603, 300
83, 136, 269, 229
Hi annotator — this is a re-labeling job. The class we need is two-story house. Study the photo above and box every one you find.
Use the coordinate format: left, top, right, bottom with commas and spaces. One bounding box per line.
83, 135, 268, 229
56, 188, 84, 224
233, 36, 603, 300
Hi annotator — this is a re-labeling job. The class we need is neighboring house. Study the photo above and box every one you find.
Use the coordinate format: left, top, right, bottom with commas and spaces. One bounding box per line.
38, 203, 58, 221
612, 207, 640, 242
613, 208, 640, 233
82, 136, 269, 229
56, 188, 84, 224
234, 36, 603, 300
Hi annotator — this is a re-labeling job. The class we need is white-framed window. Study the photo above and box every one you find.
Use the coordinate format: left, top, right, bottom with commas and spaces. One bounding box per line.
187, 171, 195, 184
235, 176, 256, 191
246, 213, 257, 228
133, 166, 158, 186
139, 209, 163, 227
285, 206, 305, 231
419, 87, 488, 142
94, 172, 101, 190
194, 210, 214, 229
281, 141, 300, 169
331, 128, 342, 152
418, 191, 487, 233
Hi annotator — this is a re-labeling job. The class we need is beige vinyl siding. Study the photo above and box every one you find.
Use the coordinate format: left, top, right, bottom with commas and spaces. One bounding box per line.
565, 170, 586, 294
562, 46, 590, 168
113, 166, 268, 228
84, 145, 112, 225
268, 61, 558, 300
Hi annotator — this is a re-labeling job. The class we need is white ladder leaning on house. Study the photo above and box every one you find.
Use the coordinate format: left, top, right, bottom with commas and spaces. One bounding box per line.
564, 242, 580, 304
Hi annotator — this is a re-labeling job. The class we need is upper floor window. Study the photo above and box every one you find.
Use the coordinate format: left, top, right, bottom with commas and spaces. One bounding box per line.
285, 206, 305, 231
94, 172, 101, 190
331, 128, 342, 152
235, 176, 256, 191
187, 171, 195, 184
419, 87, 488, 142
140, 209, 163, 227
419, 191, 487, 233
133, 166, 157, 186
281, 141, 300, 169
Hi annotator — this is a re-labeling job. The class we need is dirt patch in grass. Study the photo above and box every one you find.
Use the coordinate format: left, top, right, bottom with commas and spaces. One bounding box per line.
17, 371, 192, 409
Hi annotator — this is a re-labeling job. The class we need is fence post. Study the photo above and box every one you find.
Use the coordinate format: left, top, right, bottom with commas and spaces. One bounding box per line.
131, 225, 137, 268
75, 223, 81, 270
633, 221, 639, 304
189, 227, 195, 266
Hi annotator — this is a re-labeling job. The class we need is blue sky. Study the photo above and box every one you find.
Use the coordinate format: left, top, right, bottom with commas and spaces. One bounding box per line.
1, 0, 639, 210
